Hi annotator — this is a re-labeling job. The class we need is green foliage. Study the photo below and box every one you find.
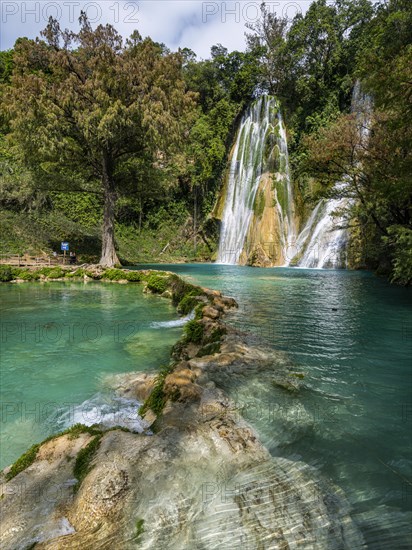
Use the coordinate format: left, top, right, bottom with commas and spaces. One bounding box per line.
124, 270, 143, 282
386, 227, 412, 286
194, 303, 205, 320
65, 268, 85, 278
146, 274, 170, 294
139, 364, 174, 416
207, 326, 227, 344
3, 17, 196, 266
102, 268, 127, 281
38, 267, 65, 279
73, 434, 102, 491
177, 295, 199, 315
183, 320, 204, 344
134, 518, 145, 542
50, 192, 102, 229
5, 444, 40, 480
253, 190, 266, 218
14, 269, 41, 281
196, 342, 221, 357
0, 265, 13, 281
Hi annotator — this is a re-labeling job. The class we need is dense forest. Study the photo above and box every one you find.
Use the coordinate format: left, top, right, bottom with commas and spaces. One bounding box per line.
0, 0, 411, 283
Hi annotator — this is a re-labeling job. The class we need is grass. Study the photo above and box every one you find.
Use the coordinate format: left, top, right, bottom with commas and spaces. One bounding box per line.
4, 423, 102, 481
138, 364, 174, 417
5, 444, 40, 481
73, 434, 102, 492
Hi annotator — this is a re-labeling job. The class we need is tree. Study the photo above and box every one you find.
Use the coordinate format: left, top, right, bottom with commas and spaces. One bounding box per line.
245, 3, 288, 95
2, 16, 196, 266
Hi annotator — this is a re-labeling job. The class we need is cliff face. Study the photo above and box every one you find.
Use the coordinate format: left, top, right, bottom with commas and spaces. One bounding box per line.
215, 96, 299, 267
238, 174, 301, 267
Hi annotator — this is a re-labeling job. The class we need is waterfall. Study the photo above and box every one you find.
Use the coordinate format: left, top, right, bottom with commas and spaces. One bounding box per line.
217, 96, 296, 265
288, 82, 371, 269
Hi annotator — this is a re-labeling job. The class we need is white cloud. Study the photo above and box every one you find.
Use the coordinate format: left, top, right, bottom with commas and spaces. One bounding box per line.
0, 0, 311, 56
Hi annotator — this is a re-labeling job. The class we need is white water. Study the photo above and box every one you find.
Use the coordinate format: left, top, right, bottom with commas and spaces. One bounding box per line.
217, 96, 296, 264
289, 82, 371, 269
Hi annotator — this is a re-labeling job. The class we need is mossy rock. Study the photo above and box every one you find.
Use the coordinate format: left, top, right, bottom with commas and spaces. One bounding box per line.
125, 270, 143, 282
183, 320, 204, 344
4, 423, 102, 481
146, 273, 170, 294
101, 268, 127, 281
5, 443, 40, 481
176, 287, 204, 315
272, 379, 299, 393
253, 189, 266, 218
196, 342, 221, 357
139, 364, 174, 417
206, 326, 227, 344
73, 434, 102, 491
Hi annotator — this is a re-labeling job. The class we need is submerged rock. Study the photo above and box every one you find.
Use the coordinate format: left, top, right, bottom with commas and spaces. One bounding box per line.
0, 279, 365, 549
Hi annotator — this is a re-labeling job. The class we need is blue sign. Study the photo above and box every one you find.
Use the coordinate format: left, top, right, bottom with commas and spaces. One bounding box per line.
61, 242, 69, 251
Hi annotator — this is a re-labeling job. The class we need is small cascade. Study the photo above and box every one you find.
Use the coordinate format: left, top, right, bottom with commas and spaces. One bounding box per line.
288, 82, 371, 269
217, 96, 296, 265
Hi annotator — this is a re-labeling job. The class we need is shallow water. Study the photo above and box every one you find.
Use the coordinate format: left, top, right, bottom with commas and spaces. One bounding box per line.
134, 264, 412, 548
0, 281, 182, 468
1, 267, 411, 547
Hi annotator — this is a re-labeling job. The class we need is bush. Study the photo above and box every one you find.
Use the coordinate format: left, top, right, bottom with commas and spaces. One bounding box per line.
146, 273, 169, 294
183, 320, 204, 344
0, 266, 13, 282
16, 269, 40, 281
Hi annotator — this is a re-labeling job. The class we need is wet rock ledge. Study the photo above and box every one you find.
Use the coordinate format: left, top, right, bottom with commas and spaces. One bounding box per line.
0, 266, 365, 549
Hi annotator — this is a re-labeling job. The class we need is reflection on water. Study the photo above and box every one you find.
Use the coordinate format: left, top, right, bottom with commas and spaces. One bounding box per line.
134, 264, 412, 548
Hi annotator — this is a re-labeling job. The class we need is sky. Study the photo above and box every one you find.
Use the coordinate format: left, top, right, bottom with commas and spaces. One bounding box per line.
0, 0, 314, 58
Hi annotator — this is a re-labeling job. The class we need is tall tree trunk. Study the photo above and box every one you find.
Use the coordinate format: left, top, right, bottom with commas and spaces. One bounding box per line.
100, 155, 120, 267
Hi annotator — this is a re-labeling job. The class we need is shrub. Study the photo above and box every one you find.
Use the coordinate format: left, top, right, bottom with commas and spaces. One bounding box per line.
183, 320, 204, 344
17, 269, 40, 281
0, 266, 13, 282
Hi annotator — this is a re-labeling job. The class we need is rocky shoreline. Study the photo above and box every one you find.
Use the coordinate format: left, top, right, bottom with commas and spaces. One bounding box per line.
0, 266, 365, 549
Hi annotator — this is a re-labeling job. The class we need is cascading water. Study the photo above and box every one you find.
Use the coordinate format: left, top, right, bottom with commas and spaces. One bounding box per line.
288, 82, 371, 269
217, 96, 296, 265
